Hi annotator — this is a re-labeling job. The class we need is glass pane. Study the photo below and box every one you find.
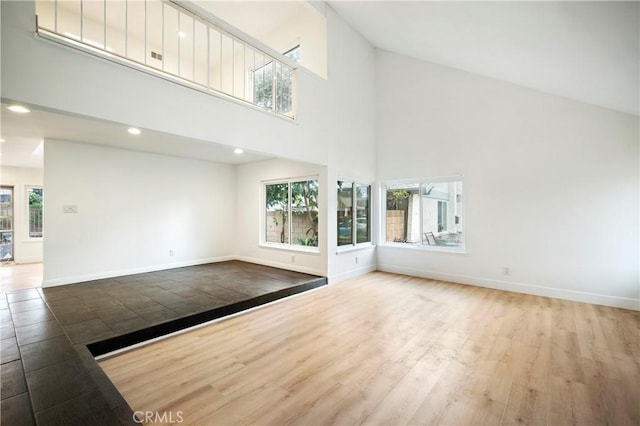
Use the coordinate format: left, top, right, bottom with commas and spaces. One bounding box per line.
291, 180, 318, 247
35, 0, 56, 31
275, 62, 293, 116
208, 27, 221, 91
82, 0, 104, 49
105, 0, 126, 57
356, 184, 371, 244
179, 11, 194, 80
233, 40, 245, 99
253, 53, 272, 110
57, 0, 81, 39
126, 0, 145, 62
243, 46, 255, 102
284, 45, 300, 63
28, 188, 44, 238
265, 183, 289, 244
421, 181, 464, 247
337, 181, 353, 246
385, 183, 419, 243
220, 34, 233, 95
163, 3, 179, 75
146, 0, 163, 69
193, 19, 208, 86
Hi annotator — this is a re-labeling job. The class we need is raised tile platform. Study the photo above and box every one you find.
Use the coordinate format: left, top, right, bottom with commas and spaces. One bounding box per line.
0, 261, 327, 425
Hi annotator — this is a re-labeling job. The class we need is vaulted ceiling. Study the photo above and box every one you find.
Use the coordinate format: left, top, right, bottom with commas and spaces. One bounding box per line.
329, 1, 639, 116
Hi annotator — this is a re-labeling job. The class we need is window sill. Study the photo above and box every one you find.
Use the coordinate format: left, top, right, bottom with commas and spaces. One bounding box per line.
259, 242, 320, 254
336, 243, 375, 254
22, 238, 43, 244
381, 242, 466, 254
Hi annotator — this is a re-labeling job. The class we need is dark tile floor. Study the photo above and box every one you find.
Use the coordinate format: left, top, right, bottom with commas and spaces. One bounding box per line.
0, 261, 326, 425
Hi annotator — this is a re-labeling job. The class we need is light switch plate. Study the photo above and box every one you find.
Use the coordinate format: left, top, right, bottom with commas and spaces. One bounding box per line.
63, 205, 78, 214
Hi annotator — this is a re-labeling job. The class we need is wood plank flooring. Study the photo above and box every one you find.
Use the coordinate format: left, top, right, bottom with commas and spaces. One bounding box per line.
0, 262, 42, 292
99, 272, 640, 425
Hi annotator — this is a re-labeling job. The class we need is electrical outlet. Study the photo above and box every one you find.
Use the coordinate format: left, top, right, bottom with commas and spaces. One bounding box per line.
503, 267, 510, 276
169, 249, 175, 257
291, 255, 295, 263
355, 256, 359, 264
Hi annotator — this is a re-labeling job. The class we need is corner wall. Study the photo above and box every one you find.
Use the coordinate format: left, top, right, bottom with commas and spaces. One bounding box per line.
43, 140, 236, 286
0, 166, 44, 263
375, 50, 639, 310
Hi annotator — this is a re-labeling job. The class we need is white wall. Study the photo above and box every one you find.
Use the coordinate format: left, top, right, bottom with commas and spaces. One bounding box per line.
324, 5, 377, 282
236, 158, 326, 276
43, 139, 236, 286
376, 50, 640, 310
0, 166, 44, 263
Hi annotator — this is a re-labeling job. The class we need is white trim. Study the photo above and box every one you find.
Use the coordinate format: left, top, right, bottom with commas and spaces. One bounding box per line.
42, 256, 234, 287
377, 263, 640, 311
336, 242, 374, 254
14, 257, 43, 265
328, 264, 376, 284
380, 242, 466, 254
235, 255, 325, 277
258, 242, 320, 254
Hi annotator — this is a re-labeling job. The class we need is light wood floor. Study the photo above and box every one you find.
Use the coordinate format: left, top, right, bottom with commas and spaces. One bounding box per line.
100, 272, 640, 426
0, 262, 43, 292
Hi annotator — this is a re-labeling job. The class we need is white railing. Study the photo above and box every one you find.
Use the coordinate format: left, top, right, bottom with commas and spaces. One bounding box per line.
35, 0, 296, 119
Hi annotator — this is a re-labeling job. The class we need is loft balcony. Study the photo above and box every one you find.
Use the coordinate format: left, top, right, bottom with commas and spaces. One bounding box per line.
35, 0, 298, 119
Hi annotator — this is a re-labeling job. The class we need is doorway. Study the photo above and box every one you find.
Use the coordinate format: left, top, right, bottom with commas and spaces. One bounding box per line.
0, 186, 14, 262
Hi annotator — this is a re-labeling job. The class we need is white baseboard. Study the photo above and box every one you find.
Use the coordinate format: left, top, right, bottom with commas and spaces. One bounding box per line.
329, 264, 377, 284
377, 263, 640, 311
234, 255, 325, 277
14, 257, 43, 264
42, 256, 235, 287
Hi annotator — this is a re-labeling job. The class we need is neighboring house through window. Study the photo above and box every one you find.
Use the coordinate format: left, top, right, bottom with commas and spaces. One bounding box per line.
384, 178, 464, 250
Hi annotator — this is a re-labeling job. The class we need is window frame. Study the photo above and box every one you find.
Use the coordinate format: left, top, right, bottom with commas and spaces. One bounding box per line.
337, 179, 373, 253
261, 175, 320, 253
26, 185, 44, 240
382, 176, 465, 254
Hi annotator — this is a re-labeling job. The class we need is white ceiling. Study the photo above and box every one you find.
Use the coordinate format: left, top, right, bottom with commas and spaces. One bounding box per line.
0, 104, 272, 169
329, 0, 639, 116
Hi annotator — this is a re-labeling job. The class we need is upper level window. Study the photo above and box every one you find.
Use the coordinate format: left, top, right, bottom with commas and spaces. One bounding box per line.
253, 46, 297, 116
284, 45, 301, 63
28, 187, 43, 238
35, 0, 296, 119
384, 179, 464, 251
338, 181, 371, 247
265, 178, 318, 249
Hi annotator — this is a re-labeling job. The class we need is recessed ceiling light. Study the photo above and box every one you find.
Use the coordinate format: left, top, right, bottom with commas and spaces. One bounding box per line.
234, 148, 243, 154
128, 127, 141, 135
178, 31, 186, 39
0, 138, 5, 143
7, 105, 30, 114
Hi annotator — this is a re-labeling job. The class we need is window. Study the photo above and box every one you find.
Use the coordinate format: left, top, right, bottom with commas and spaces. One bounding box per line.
27, 187, 43, 238
265, 178, 318, 248
252, 46, 298, 116
384, 179, 464, 250
337, 181, 371, 247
